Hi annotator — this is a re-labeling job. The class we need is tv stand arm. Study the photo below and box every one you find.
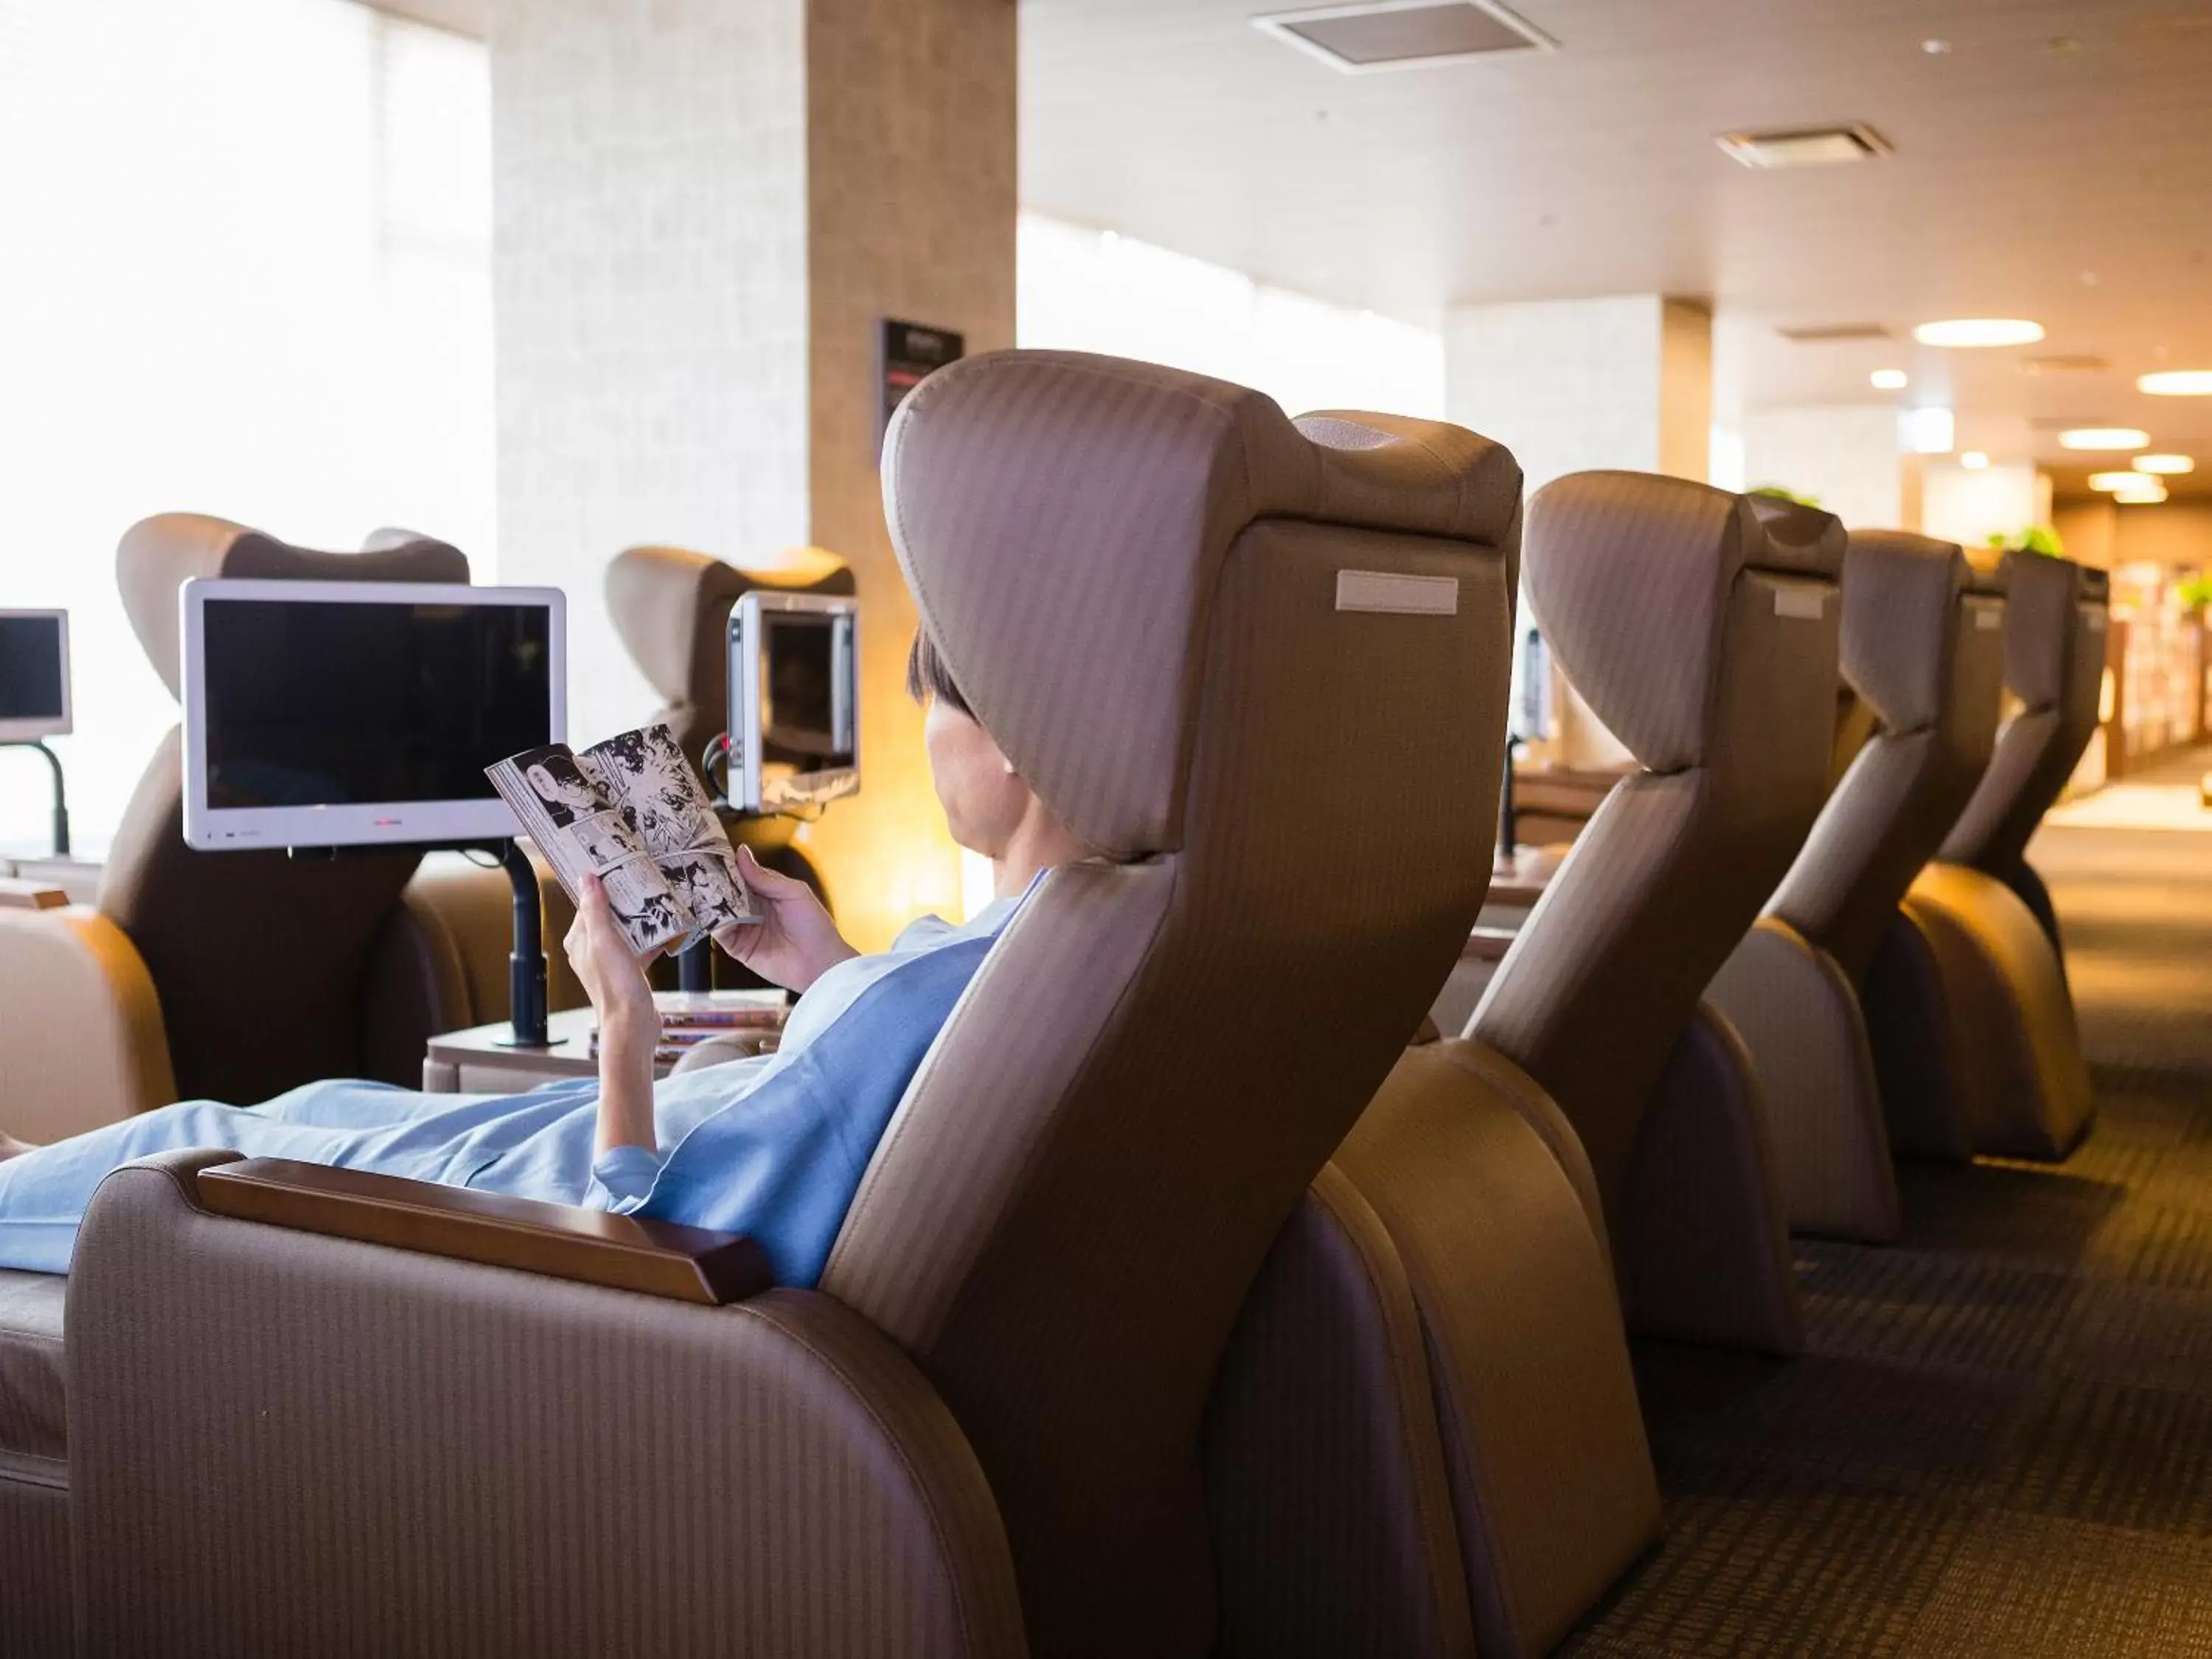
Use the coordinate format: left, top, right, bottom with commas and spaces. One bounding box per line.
2, 739, 69, 858
501, 838, 550, 1047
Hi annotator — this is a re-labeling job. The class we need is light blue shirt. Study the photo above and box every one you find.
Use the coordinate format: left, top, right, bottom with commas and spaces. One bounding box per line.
0, 897, 1019, 1284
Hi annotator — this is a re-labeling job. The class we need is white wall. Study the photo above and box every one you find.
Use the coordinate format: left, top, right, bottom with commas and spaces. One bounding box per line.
1740, 406, 1909, 529
1921, 462, 2043, 551
0, 0, 493, 853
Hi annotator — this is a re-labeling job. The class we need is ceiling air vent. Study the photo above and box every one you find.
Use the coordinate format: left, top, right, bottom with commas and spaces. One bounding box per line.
1718, 125, 1892, 169
1775, 322, 1893, 344
2019, 355, 2110, 376
1253, 0, 1556, 74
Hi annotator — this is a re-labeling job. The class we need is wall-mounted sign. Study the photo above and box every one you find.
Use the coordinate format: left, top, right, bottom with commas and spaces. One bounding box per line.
878, 319, 964, 453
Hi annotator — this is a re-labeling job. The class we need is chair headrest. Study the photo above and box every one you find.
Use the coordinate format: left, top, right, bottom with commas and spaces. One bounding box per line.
1523, 472, 1846, 773
881, 349, 1521, 858
2078, 565, 2111, 605
1997, 552, 2086, 711
117, 513, 467, 700
605, 543, 852, 706
1840, 530, 1972, 734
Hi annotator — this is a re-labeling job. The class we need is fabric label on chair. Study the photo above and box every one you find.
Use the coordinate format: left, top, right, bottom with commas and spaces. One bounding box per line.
1336, 571, 1459, 615
2086, 610, 2108, 633
1772, 587, 1827, 620
1975, 606, 2004, 630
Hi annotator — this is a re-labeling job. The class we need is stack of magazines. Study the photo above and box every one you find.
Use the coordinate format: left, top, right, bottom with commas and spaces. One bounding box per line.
587, 989, 790, 1066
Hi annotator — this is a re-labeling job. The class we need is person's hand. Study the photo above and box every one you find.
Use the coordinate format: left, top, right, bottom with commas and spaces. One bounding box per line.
717, 845, 859, 993
564, 874, 660, 1050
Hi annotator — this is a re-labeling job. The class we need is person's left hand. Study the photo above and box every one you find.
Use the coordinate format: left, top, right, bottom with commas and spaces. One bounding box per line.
564, 874, 660, 1048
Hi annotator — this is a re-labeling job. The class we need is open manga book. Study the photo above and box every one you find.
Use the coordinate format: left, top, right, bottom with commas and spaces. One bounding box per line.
486, 723, 759, 956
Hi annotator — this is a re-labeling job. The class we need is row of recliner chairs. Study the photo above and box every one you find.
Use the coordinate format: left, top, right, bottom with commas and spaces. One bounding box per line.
0, 349, 2107, 1658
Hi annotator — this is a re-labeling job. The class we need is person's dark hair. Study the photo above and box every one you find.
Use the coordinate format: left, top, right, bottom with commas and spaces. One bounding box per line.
905, 627, 972, 718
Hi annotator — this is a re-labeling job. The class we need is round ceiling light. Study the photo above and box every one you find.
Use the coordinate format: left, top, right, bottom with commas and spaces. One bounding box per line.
2138, 370, 2212, 396
2113, 481, 2169, 505
2059, 427, 2151, 451
1870, 368, 1909, 390
2089, 471, 2146, 491
1961, 451, 1990, 470
2134, 454, 2196, 475
1913, 318, 2045, 347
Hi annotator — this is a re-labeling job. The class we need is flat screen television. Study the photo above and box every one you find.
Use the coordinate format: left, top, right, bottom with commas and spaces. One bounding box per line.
0, 610, 71, 742
726, 591, 859, 813
179, 579, 566, 851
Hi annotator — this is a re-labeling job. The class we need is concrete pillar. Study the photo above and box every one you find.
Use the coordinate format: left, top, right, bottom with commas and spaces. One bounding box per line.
1445, 294, 1712, 767
1739, 406, 1921, 532
1444, 294, 1712, 493
490, 0, 1015, 948
1920, 460, 2048, 552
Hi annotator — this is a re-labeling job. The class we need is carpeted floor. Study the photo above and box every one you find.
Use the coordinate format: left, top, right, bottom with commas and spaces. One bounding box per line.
1562, 761, 2212, 1658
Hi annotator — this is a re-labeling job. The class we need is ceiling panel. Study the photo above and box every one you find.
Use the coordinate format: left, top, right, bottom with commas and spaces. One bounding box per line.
1021, 0, 2212, 495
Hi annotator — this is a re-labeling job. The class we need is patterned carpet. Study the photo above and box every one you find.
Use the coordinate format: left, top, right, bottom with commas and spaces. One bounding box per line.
1563, 776, 2212, 1657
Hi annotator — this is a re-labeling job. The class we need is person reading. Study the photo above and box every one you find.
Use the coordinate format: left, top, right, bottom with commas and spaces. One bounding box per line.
0, 633, 1086, 1285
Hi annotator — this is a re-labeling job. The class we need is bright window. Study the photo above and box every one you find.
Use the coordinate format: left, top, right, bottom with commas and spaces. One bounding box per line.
1017, 215, 1445, 423
0, 0, 492, 853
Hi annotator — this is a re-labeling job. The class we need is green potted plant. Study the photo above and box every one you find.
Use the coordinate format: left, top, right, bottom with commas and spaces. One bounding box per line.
1750, 485, 1823, 508
1986, 526, 2065, 557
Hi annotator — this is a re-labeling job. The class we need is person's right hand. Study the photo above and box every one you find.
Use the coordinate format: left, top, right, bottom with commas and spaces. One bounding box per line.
717, 845, 859, 993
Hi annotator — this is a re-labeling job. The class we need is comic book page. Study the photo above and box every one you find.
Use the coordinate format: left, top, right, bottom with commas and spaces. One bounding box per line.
484, 743, 699, 956
577, 723, 760, 933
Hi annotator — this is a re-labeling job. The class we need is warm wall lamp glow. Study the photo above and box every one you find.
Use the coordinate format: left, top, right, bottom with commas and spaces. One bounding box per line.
2059, 427, 2151, 451
1960, 451, 1990, 470
1870, 367, 1909, 390
2138, 370, 2212, 396
2134, 454, 2196, 475
1913, 318, 2045, 347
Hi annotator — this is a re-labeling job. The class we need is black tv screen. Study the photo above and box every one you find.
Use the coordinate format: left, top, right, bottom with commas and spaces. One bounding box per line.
0, 613, 68, 728
201, 596, 554, 809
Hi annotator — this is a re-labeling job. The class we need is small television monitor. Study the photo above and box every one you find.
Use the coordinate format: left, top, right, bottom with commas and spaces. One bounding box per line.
179, 579, 566, 851
727, 591, 858, 813
0, 610, 71, 742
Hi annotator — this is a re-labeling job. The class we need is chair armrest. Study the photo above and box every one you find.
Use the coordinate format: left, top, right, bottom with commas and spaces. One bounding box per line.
0, 904, 174, 1141
196, 1157, 771, 1305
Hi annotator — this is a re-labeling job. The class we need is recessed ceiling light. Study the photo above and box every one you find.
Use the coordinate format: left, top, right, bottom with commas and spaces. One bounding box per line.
2060, 427, 2151, 450
1921, 38, 1952, 55
1961, 451, 1990, 470
1871, 368, 1909, 390
1914, 318, 2045, 347
2090, 471, 2146, 491
1717, 125, 1892, 169
2113, 481, 2169, 505
2140, 369, 2212, 396
2134, 454, 2196, 474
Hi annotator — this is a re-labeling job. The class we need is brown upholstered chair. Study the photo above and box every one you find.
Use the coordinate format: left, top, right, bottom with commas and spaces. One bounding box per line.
27, 354, 1519, 1658
1864, 554, 2102, 1161
1206, 476, 1844, 1659
604, 542, 849, 988
0, 516, 560, 1146
1708, 533, 2006, 1241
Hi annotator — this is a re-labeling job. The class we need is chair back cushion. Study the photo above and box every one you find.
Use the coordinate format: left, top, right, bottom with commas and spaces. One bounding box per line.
98, 516, 469, 1103
605, 543, 854, 762
1470, 472, 1844, 1220
1769, 531, 2006, 983
822, 352, 1520, 1657
1939, 553, 2095, 872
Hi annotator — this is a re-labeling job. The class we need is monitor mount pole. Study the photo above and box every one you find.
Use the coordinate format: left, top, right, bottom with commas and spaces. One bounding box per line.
678, 730, 738, 994
498, 838, 553, 1048
1, 740, 69, 858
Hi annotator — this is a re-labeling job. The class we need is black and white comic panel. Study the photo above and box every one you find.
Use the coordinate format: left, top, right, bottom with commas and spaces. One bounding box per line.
584, 724, 722, 856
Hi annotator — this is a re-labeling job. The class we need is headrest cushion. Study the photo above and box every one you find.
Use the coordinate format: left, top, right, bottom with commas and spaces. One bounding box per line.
605, 544, 853, 706
117, 513, 467, 699
1839, 531, 1970, 734
881, 350, 1520, 857
1523, 472, 1845, 772
1999, 552, 2086, 711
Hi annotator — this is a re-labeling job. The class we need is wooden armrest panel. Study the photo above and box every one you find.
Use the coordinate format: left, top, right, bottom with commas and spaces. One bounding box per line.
0, 878, 69, 911
196, 1158, 771, 1305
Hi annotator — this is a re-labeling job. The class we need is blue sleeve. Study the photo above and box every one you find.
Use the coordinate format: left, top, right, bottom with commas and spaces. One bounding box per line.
613, 933, 995, 1287
588, 1144, 667, 1211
